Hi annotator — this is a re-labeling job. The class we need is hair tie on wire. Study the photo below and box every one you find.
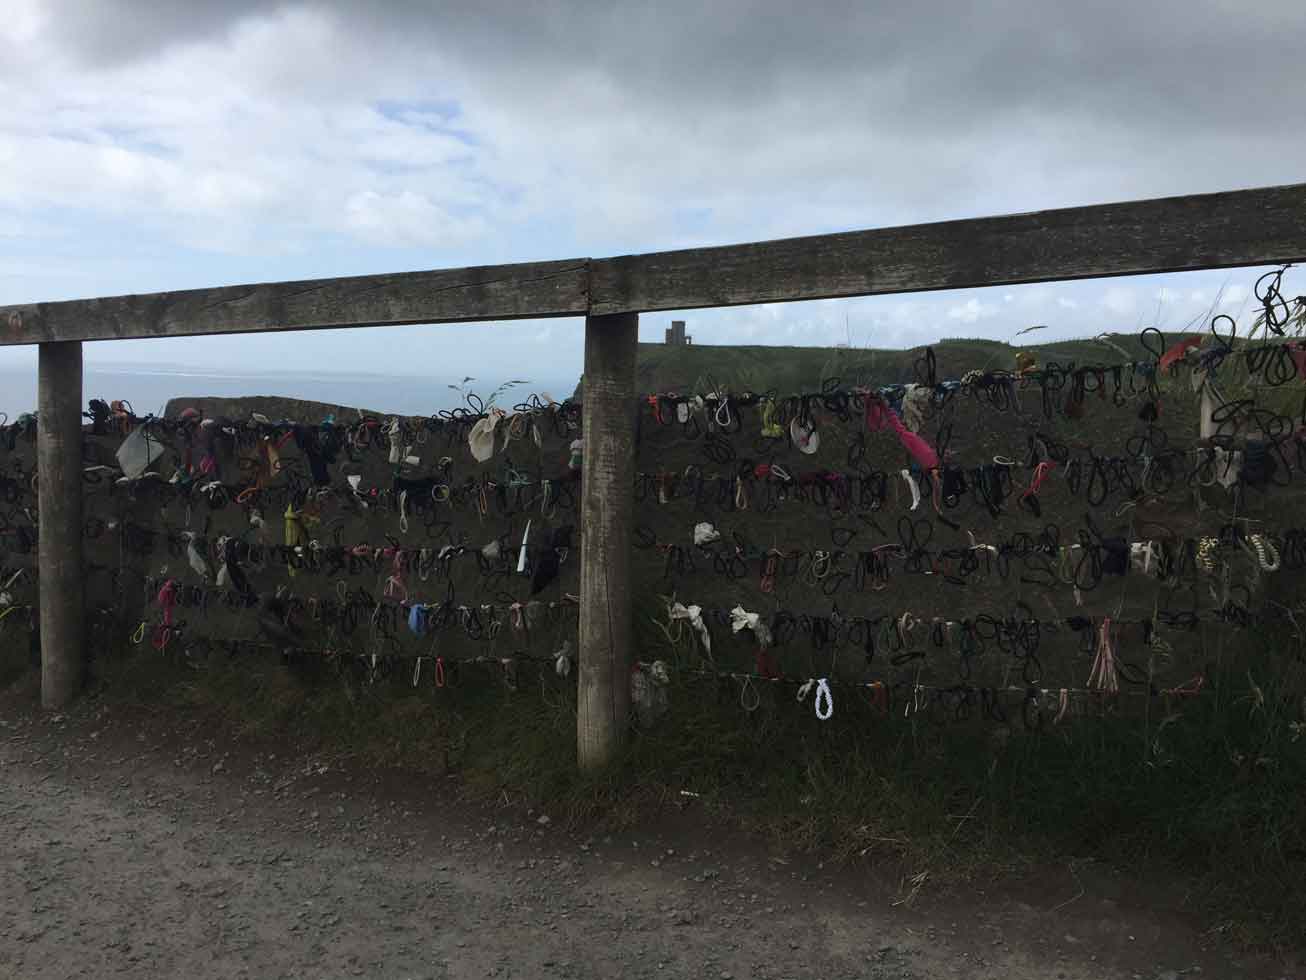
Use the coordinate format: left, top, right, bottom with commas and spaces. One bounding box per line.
1246, 533, 1280, 572
407, 603, 428, 636
694, 522, 721, 547
900, 469, 922, 511
739, 675, 761, 712
795, 677, 834, 720
1212, 447, 1242, 489
554, 640, 572, 678
730, 605, 774, 648
1087, 617, 1119, 693
669, 602, 711, 655
814, 678, 833, 720
1020, 460, 1056, 515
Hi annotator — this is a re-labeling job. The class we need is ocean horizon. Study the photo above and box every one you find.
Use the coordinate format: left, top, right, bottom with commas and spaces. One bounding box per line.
0, 364, 579, 420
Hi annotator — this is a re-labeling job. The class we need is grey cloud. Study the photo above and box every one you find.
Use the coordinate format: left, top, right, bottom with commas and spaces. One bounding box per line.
47, 1, 1304, 133
12, 1, 1306, 321
331, 1, 1306, 232
38, 0, 272, 64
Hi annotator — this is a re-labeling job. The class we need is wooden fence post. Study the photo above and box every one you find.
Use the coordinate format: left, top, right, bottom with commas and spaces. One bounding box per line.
37, 341, 85, 709
578, 311, 638, 769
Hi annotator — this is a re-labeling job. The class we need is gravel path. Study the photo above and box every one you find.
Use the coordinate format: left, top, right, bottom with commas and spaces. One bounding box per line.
0, 705, 1287, 980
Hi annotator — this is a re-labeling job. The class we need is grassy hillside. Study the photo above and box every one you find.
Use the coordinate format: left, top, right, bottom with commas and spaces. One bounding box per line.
631, 333, 1167, 395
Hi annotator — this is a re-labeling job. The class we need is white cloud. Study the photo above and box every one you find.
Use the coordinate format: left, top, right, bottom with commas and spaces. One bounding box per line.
1101, 287, 1136, 317
946, 298, 997, 323
0, 7, 505, 256
344, 190, 487, 248
1220, 284, 1250, 307
0, 0, 45, 45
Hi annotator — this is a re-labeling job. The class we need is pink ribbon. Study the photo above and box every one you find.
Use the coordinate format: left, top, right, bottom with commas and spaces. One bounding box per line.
864, 395, 938, 470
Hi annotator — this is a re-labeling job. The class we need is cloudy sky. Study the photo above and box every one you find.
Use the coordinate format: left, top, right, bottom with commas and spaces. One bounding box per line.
0, 0, 1302, 393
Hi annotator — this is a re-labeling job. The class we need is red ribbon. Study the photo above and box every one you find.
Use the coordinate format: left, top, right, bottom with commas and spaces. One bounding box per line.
1158, 336, 1202, 371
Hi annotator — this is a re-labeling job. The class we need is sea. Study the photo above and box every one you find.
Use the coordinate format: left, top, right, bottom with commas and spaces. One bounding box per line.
0, 364, 581, 420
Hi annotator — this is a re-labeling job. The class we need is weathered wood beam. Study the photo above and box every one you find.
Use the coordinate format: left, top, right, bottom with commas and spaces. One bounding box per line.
1, 184, 1302, 344
577, 311, 638, 770
0, 259, 590, 345
37, 341, 85, 709
589, 182, 1306, 315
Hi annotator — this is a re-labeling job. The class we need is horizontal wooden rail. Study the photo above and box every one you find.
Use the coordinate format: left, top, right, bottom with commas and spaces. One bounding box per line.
0, 260, 591, 345
589, 182, 1306, 314
1, 183, 1303, 345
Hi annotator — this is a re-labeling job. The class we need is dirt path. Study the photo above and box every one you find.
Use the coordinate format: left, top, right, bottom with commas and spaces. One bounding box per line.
0, 702, 1291, 980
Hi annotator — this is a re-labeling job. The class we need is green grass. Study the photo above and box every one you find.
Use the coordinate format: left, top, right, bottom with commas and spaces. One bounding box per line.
7, 625, 1296, 953
633, 332, 1171, 395
0, 633, 35, 692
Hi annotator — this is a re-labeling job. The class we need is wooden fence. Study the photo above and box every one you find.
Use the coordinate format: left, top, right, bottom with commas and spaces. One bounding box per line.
3, 181, 1304, 768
